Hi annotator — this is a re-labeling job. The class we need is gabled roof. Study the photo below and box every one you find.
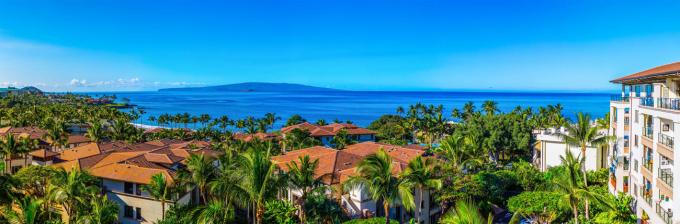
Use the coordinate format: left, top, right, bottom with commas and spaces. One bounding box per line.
280, 122, 376, 137
271, 142, 425, 185
611, 62, 680, 84
52, 139, 222, 185
0, 126, 48, 140
58, 143, 102, 161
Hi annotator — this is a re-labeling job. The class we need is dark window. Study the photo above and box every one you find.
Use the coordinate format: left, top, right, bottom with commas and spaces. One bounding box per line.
124, 182, 134, 194
124, 206, 133, 218
135, 184, 143, 195
136, 207, 142, 220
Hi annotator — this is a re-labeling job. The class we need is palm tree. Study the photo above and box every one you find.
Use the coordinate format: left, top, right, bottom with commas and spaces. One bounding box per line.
286, 155, 321, 222
553, 150, 593, 224
43, 125, 68, 151
185, 154, 216, 204
439, 200, 489, 224
18, 136, 36, 168
143, 173, 174, 220
561, 112, 610, 219
1, 133, 20, 174
401, 156, 442, 223
2, 196, 43, 224
85, 121, 106, 143
330, 129, 356, 150
344, 148, 415, 224
76, 194, 119, 224
593, 193, 636, 224
49, 169, 99, 222
482, 100, 499, 116
190, 199, 235, 224
237, 144, 278, 224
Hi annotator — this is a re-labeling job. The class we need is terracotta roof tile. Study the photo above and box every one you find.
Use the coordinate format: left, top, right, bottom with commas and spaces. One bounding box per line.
612, 62, 680, 83
90, 163, 174, 185
29, 149, 59, 158
281, 122, 375, 137
66, 135, 91, 145
58, 143, 101, 161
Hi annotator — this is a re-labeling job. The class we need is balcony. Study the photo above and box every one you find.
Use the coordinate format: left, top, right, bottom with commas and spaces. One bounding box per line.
643, 192, 653, 206
659, 168, 673, 188
611, 95, 630, 103
644, 127, 654, 139
659, 133, 674, 149
641, 97, 680, 111
656, 203, 673, 224
642, 97, 655, 107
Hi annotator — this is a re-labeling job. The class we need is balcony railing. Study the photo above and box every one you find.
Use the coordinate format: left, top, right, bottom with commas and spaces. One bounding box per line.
644, 127, 654, 139
657, 98, 680, 110
659, 133, 674, 149
659, 168, 673, 188
643, 160, 653, 172
656, 203, 673, 224
643, 192, 653, 206
642, 97, 655, 107
611, 95, 630, 102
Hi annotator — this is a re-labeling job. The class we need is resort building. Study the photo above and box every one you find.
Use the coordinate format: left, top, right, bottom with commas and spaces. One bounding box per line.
0, 126, 91, 173
271, 141, 440, 223
608, 62, 680, 224
533, 127, 609, 172
233, 132, 280, 142
52, 139, 219, 224
280, 122, 377, 147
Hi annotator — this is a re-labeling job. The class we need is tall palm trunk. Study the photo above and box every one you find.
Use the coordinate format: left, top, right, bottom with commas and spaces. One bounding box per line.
416, 188, 423, 224
6, 158, 11, 174
256, 203, 265, 224
161, 201, 165, 220
384, 202, 390, 224
581, 145, 590, 220
572, 204, 579, 224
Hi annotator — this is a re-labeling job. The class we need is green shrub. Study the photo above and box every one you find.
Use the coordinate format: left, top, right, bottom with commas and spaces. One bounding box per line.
343, 217, 399, 224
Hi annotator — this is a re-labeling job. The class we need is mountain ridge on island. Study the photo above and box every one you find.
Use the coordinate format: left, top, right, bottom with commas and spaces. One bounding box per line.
158, 82, 344, 92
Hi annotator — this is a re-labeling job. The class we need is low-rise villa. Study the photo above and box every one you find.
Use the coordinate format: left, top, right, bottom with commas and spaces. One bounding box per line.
52, 139, 220, 224
280, 122, 377, 147
271, 141, 440, 223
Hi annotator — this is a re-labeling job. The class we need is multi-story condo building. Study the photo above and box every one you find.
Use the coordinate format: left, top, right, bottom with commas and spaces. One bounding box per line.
609, 62, 680, 224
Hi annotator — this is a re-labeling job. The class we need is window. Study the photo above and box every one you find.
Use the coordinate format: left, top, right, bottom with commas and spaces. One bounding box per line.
635, 85, 641, 96
136, 207, 142, 220
635, 110, 639, 123
635, 135, 638, 147
124, 182, 134, 194
124, 206, 134, 218
645, 84, 653, 95
135, 184, 143, 196
634, 160, 639, 172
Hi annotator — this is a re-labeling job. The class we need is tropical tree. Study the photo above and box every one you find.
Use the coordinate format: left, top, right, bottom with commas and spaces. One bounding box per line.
285, 155, 320, 222
439, 200, 490, 224
185, 154, 216, 204
43, 125, 68, 150
561, 112, 610, 219
190, 199, 235, 224
401, 156, 442, 223
85, 121, 106, 143
143, 173, 174, 220
285, 114, 307, 127
330, 129, 356, 150
48, 169, 99, 222
237, 144, 279, 224
264, 200, 298, 224
76, 194, 120, 224
0, 133, 20, 174
593, 193, 636, 224
282, 128, 320, 152
344, 148, 414, 224
552, 150, 594, 224
2, 196, 43, 224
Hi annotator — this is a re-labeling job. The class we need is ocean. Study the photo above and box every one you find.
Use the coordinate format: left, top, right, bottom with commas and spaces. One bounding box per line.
89, 91, 613, 129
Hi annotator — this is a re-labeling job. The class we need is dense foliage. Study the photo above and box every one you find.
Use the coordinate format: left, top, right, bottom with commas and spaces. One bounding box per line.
0, 94, 632, 224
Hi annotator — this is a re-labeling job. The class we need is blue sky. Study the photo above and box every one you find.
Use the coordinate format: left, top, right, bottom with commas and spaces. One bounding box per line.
1, 0, 680, 92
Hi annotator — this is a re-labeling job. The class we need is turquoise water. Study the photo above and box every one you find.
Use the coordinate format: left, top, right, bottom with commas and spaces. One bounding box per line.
88, 91, 612, 128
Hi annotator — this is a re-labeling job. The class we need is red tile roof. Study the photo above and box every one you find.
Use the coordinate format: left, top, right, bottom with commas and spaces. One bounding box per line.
271, 142, 425, 185
611, 62, 680, 83
280, 122, 376, 137
233, 132, 281, 142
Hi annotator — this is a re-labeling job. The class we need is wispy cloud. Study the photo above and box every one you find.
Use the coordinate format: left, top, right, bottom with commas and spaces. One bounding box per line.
0, 35, 188, 91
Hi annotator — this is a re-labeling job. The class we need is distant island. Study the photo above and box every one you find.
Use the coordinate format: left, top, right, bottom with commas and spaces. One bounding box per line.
158, 82, 343, 92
